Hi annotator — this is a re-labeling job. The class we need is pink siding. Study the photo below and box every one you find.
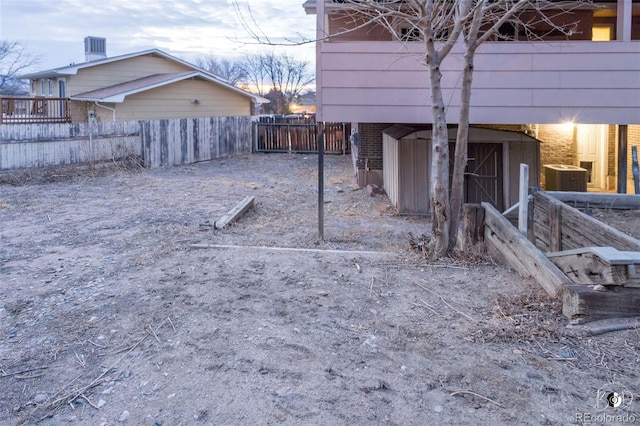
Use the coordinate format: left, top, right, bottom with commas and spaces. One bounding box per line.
316, 40, 640, 124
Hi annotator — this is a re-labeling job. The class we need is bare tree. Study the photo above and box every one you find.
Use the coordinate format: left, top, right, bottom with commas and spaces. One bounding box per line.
0, 41, 37, 95
0, 41, 35, 95
194, 55, 247, 86
448, 0, 581, 251
234, 0, 580, 256
239, 52, 314, 115
322, 0, 582, 257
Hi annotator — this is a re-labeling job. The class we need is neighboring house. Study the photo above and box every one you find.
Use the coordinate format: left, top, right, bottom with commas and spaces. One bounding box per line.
16, 37, 267, 123
303, 0, 640, 213
290, 91, 317, 116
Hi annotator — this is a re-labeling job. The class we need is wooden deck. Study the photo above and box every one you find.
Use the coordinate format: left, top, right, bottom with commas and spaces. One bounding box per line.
1, 97, 71, 124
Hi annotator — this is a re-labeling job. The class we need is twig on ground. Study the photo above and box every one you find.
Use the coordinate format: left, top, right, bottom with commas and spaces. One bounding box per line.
167, 316, 176, 332
440, 297, 477, 322
15, 372, 46, 379
413, 281, 477, 322
369, 277, 377, 298
1, 366, 48, 378
46, 373, 83, 406
451, 390, 504, 408
75, 353, 86, 369
421, 263, 469, 270
585, 322, 640, 336
418, 298, 441, 316
36, 317, 173, 422
148, 324, 161, 343
87, 340, 106, 349
80, 394, 100, 410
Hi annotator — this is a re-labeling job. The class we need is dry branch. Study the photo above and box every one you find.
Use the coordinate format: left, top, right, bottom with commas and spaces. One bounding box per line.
450, 390, 504, 408
29, 317, 174, 423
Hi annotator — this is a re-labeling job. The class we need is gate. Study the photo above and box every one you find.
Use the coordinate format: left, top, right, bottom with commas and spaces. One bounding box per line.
254, 116, 350, 154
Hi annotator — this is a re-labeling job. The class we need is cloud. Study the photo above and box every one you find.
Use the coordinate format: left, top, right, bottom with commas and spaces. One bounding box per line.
1, 0, 315, 70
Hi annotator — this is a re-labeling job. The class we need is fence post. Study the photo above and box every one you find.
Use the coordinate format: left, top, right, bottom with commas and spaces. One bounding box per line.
518, 163, 529, 234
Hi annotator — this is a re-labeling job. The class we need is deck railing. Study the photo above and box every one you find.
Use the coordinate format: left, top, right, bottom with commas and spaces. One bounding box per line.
1, 97, 71, 124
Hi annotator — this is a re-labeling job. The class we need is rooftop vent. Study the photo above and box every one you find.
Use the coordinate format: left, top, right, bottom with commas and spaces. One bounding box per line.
84, 36, 107, 62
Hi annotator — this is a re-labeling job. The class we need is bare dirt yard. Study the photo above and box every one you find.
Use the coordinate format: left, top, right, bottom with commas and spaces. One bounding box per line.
1, 153, 638, 426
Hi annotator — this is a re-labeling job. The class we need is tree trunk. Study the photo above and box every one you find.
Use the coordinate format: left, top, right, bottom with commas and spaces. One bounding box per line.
427, 52, 450, 258
449, 46, 475, 250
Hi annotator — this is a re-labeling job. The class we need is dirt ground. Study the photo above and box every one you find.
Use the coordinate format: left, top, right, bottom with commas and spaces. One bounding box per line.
1, 153, 638, 426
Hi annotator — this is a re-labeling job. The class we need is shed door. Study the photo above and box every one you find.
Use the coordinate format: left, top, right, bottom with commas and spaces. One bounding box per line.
451, 143, 504, 210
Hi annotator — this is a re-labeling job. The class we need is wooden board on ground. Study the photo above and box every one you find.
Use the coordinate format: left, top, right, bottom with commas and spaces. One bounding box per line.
563, 285, 640, 322
215, 196, 255, 229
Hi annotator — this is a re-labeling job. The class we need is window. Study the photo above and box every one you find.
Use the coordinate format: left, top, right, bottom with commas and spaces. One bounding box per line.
592, 25, 613, 41
400, 27, 420, 41
48, 79, 53, 96
497, 22, 517, 41
40, 79, 45, 95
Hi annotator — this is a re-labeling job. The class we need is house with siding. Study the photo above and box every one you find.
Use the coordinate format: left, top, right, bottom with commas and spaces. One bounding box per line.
17, 37, 267, 123
303, 0, 640, 213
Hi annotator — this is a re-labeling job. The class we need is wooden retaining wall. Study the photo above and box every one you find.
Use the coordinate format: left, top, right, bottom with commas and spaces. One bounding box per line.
480, 192, 640, 321
0, 116, 252, 170
532, 191, 640, 253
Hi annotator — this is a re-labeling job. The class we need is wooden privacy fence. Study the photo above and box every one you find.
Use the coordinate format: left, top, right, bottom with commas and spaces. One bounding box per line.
255, 116, 350, 154
0, 121, 140, 170
140, 116, 252, 167
0, 116, 252, 171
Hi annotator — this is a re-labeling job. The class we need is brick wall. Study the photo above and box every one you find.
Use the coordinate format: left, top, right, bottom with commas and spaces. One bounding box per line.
608, 125, 617, 176
536, 124, 575, 166
355, 123, 391, 171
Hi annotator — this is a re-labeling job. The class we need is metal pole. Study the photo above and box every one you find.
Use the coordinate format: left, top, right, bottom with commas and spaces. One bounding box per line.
318, 128, 325, 240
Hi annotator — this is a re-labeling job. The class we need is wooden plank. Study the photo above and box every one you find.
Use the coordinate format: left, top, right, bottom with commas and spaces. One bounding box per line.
547, 251, 629, 285
547, 191, 640, 209
548, 196, 563, 252
562, 285, 640, 322
547, 246, 640, 265
215, 196, 255, 230
483, 202, 569, 297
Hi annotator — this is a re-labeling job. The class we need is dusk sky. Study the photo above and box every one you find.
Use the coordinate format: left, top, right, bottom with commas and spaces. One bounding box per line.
0, 0, 316, 72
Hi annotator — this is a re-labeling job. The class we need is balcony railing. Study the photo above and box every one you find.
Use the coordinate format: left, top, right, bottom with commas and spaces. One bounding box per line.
1, 97, 71, 124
